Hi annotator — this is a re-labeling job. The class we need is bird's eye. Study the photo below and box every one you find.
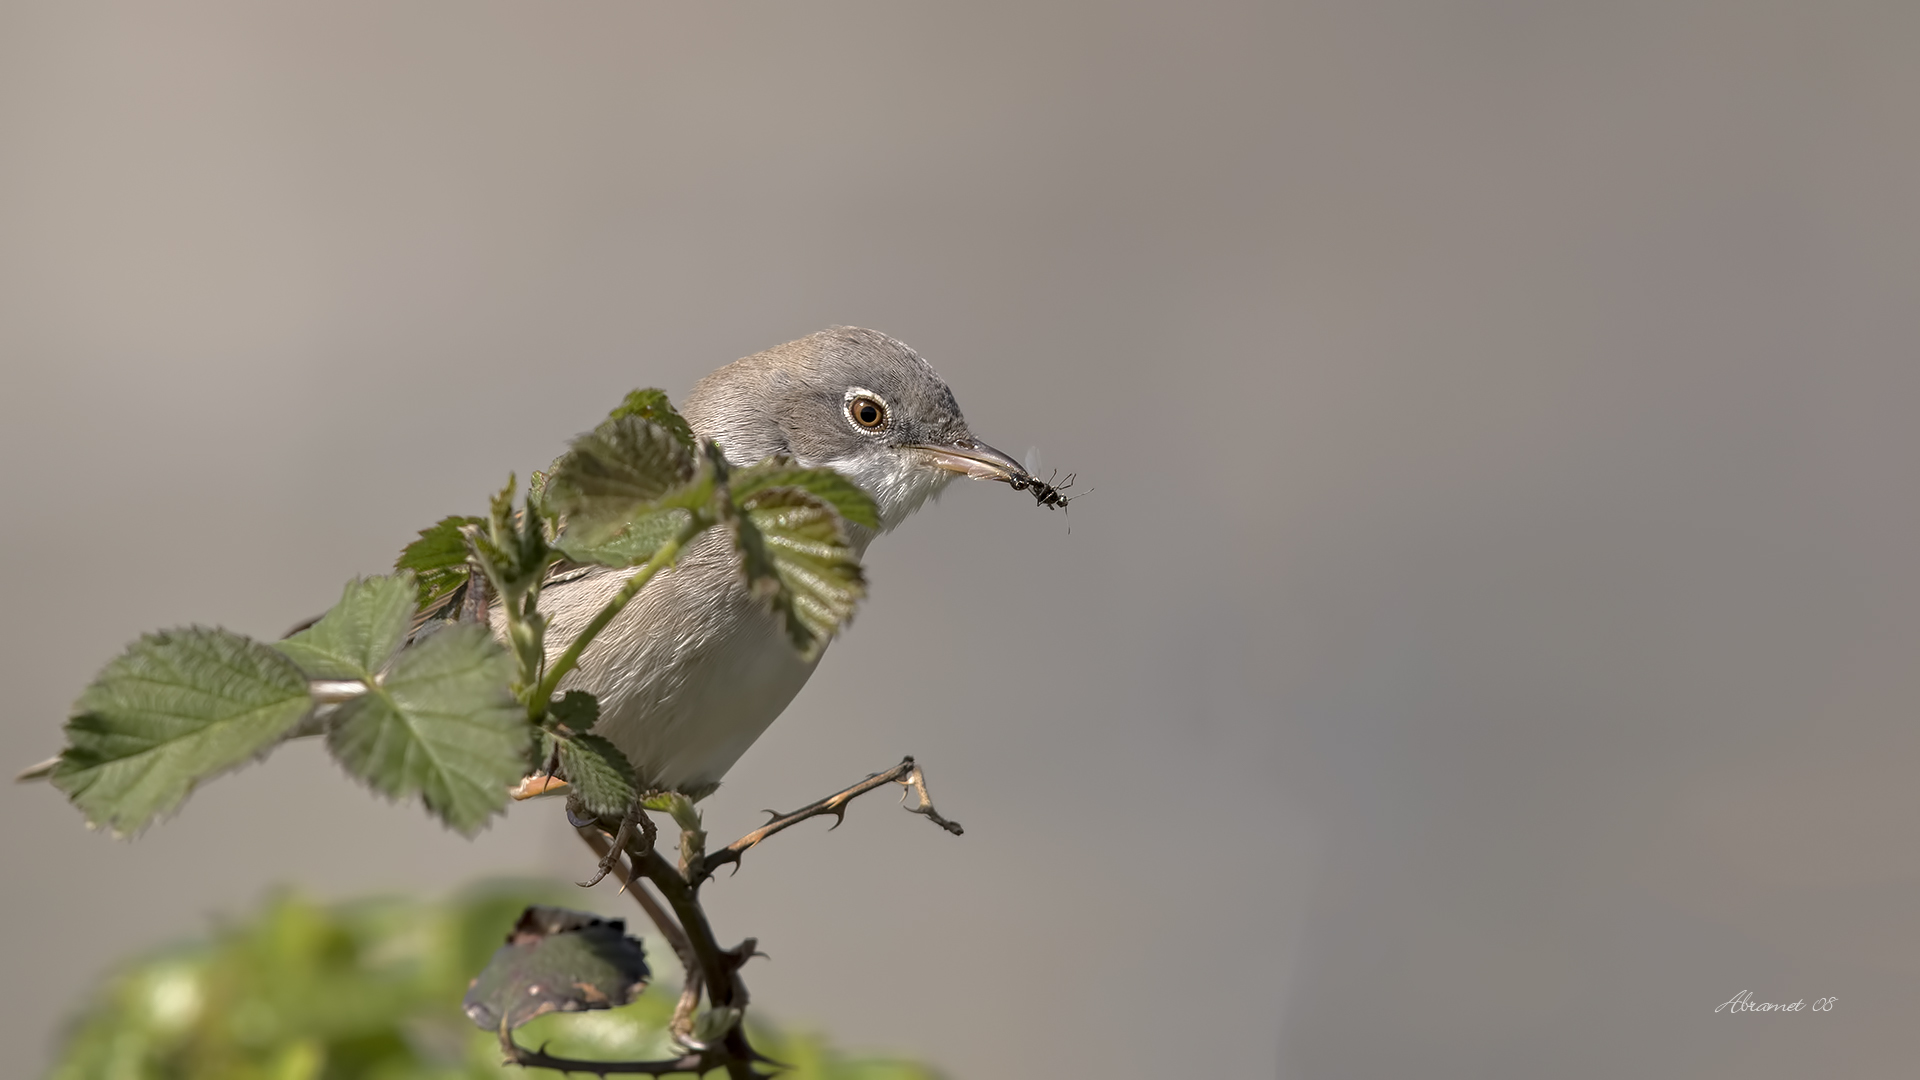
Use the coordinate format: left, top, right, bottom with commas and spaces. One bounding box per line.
848, 395, 888, 431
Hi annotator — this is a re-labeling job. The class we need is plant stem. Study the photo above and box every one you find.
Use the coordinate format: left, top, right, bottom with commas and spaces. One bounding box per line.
578, 827, 697, 974
631, 848, 760, 1080
691, 756, 962, 886
530, 518, 706, 710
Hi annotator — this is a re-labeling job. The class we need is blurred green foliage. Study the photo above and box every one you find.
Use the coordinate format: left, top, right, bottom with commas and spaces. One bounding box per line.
50, 885, 941, 1080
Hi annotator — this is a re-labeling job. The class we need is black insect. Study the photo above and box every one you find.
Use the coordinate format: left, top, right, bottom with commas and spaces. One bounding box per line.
1007, 469, 1081, 510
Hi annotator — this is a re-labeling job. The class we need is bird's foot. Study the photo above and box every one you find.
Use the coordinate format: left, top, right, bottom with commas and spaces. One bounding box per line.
576, 801, 655, 888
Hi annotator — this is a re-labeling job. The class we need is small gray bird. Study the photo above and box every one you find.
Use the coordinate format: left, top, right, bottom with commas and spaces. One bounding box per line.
519, 327, 1028, 795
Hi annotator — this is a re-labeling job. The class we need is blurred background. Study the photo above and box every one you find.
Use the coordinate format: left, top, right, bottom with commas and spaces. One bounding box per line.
3, 2, 1917, 1077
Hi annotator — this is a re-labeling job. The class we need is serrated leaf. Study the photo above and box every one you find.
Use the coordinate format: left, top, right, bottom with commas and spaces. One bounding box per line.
273, 574, 415, 680
556, 439, 721, 567
475, 476, 553, 596
554, 507, 692, 568
396, 516, 483, 611
605, 388, 696, 452
728, 503, 783, 599
463, 906, 650, 1032
544, 416, 697, 543
51, 628, 314, 835
547, 688, 599, 732
739, 487, 867, 658
557, 734, 638, 818
732, 460, 881, 530
325, 624, 528, 835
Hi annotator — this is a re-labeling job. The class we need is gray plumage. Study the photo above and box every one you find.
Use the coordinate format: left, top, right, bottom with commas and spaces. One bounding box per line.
513, 327, 1025, 794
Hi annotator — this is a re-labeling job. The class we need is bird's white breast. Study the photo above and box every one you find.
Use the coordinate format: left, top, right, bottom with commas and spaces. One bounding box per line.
510, 531, 823, 793
509, 445, 952, 793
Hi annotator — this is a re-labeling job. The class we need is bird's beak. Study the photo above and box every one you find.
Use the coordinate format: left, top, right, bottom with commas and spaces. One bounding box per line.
907, 439, 1028, 484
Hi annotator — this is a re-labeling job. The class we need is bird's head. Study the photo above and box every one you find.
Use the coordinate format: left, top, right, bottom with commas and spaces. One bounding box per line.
681, 327, 1026, 533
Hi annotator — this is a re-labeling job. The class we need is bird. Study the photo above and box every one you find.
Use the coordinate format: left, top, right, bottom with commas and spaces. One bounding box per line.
517, 326, 1030, 797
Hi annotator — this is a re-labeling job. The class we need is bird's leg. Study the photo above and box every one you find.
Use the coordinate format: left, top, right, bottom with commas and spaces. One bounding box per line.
577, 815, 631, 889
577, 800, 653, 888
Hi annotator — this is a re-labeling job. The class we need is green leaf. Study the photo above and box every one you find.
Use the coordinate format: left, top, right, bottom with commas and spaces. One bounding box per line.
473, 475, 553, 597
606, 388, 696, 452
543, 416, 697, 543
273, 575, 415, 680
739, 487, 867, 658
729, 501, 784, 600
557, 734, 638, 818
641, 790, 706, 834
547, 688, 599, 732
554, 506, 692, 568
553, 438, 727, 568
324, 624, 528, 836
51, 628, 313, 835
732, 460, 881, 530
395, 516, 483, 611
462, 906, 650, 1032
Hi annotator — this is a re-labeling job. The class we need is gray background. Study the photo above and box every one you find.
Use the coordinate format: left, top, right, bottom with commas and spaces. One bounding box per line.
3, 2, 1917, 1077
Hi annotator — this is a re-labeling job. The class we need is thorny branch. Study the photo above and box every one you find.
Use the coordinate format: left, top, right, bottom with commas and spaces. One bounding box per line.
535, 756, 964, 1077
692, 756, 963, 887
571, 828, 761, 1079
579, 829, 693, 973
497, 1023, 726, 1077
579, 827, 705, 1046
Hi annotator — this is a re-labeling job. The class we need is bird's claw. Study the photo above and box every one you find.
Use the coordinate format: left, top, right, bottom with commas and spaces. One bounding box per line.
576, 802, 654, 888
